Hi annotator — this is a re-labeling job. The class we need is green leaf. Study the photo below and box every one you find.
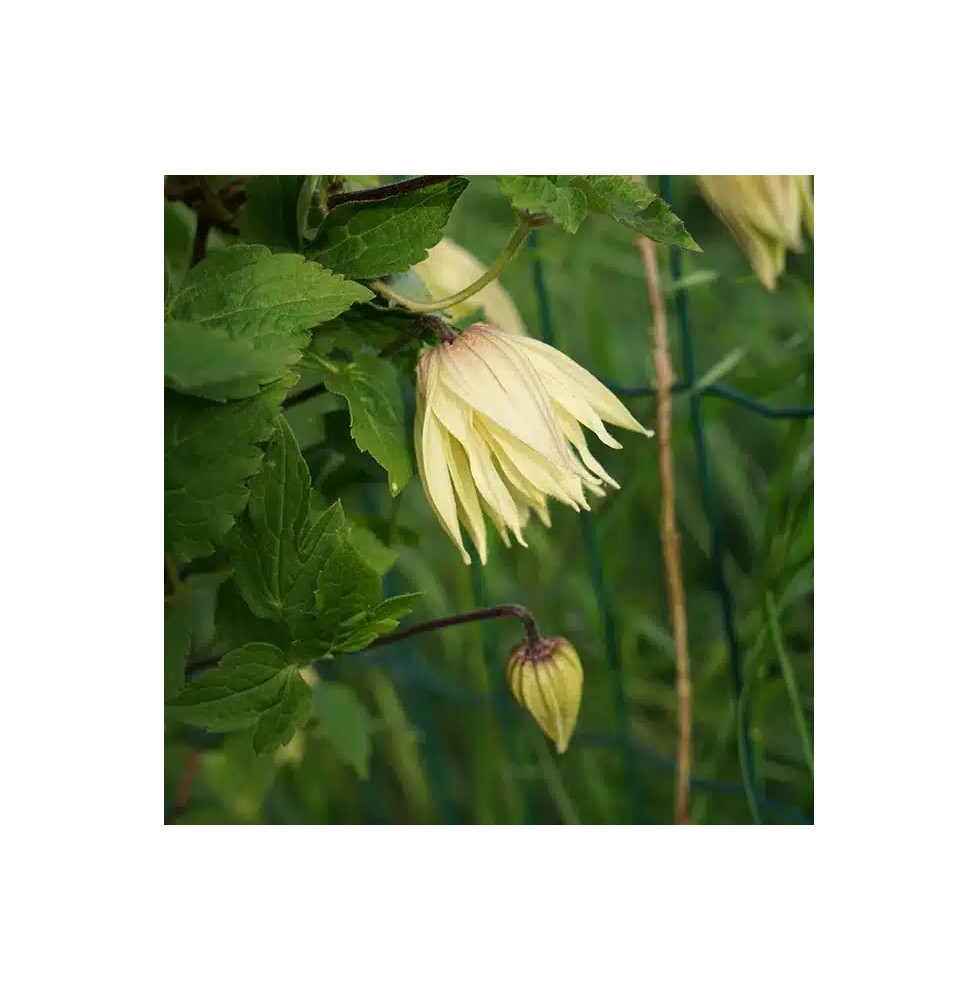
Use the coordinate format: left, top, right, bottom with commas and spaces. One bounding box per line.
310, 177, 469, 279
164, 200, 196, 299
319, 355, 411, 495
166, 642, 291, 732
367, 593, 421, 640
252, 668, 312, 755
215, 578, 292, 650
497, 175, 588, 233
230, 417, 348, 625
311, 682, 373, 778
228, 417, 416, 657
238, 175, 304, 249
304, 534, 382, 653
166, 244, 373, 335
373, 593, 420, 621
164, 319, 308, 401
168, 643, 311, 756
164, 382, 286, 561
570, 175, 701, 250
309, 303, 418, 356
164, 596, 194, 698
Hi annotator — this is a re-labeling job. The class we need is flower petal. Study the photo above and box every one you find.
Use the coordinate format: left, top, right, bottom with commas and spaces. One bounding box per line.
554, 403, 620, 488
437, 328, 577, 470
442, 431, 488, 565
477, 415, 590, 512
428, 379, 527, 540
415, 370, 470, 565
495, 330, 654, 437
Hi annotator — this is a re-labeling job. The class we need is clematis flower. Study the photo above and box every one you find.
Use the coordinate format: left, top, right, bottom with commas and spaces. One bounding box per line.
414, 322, 653, 564
698, 175, 814, 290
507, 637, 583, 753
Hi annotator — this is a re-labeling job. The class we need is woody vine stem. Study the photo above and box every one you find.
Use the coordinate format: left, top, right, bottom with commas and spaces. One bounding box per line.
634, 205, 694, 826
369, 604, 543, 650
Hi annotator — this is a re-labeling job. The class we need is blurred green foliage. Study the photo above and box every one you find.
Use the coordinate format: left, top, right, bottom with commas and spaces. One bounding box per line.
166, 176, 813, 824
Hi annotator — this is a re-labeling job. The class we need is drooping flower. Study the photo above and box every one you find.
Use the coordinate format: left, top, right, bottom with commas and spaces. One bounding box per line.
698, 175, 814, 290
507, 637, 583, 753
414, 322, 653, 564
412, 238, 528, 335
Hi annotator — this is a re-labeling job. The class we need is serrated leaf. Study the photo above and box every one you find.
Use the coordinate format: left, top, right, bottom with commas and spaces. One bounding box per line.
364, 592, 422, 643
310, 177, 469, 279
373, 593, 420, 621
215, 578, 292, 650
252, 668, 312, 755
238, 175, 305, 250
164, 382, 286, 561
230, 418, 348, 625
309, 535, 382, 652
309, 303, 419, 357
570, 175, 701, 250
497, 175, 588, 233
166, 245, 373, 335
319, 355, 411, 495
166, 642, 290, 731
228, 417, 415, 658
164, 596, 193, 698
164, 319, 308, 401
312, 682, 373, 778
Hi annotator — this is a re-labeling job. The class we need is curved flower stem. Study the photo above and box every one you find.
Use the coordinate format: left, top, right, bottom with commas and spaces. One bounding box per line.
184, 604, 544, 678
369, 216, 543, 314
368, 604, 543, 650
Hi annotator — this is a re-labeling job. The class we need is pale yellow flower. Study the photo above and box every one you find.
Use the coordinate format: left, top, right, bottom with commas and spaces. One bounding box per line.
698, 175, 814, 290
414, 322, 653, 564
412, 238, 528, 335
507, 637, 583, 753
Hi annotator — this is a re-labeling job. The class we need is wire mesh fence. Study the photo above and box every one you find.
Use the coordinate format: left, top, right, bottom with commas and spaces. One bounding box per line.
293, 177, 814, 825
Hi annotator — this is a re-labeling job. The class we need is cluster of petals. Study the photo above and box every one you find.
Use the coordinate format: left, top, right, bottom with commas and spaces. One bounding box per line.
414, 322, 653, 564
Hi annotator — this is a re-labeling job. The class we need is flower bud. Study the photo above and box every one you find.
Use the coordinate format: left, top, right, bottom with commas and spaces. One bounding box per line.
698, 175, 813, 290
506, 637, 583, 753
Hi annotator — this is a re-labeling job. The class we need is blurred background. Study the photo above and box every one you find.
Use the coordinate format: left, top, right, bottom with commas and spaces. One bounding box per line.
165, 175, 814, 824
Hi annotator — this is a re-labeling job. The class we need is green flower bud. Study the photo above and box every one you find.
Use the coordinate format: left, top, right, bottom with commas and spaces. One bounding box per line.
697, 175, 814, 290
506, 637, 583, 753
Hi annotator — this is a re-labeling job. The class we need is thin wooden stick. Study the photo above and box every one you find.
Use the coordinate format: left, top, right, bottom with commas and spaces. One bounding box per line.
633, 212, 694, 825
